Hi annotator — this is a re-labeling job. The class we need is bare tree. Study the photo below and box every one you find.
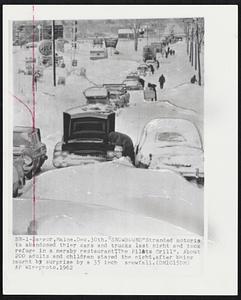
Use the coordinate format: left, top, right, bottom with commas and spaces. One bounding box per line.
195, 18, 204, 85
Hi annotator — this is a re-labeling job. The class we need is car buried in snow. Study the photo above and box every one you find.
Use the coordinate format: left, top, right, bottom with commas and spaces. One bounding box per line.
122, 78, 143, 91
52, 104, 127, 168
135, 118, 204, 184
13, 126, 48, 179
83, 86, 111, 105
103, 84, 130, 108
137, 63, 149, 76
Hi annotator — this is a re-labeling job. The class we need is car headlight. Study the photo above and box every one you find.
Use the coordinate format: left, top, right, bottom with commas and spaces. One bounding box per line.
54, 151, 62, 157
62, 151, 68, 157
23, 155, 33, 166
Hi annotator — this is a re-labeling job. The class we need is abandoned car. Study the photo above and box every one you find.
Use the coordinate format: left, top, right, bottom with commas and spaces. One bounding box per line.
135, 118, 204, 184
13, 126, 48, 179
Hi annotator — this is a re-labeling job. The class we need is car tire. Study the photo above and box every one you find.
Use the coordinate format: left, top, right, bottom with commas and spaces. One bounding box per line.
25, 170, 33, 180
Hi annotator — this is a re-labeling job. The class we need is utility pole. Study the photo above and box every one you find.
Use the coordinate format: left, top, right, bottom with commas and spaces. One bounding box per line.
186, 24, 190, 55
190, 24, 194, 66
52, 20, 56, 86
196, 19, 203, 86
146, 25, 149, 45
134, 21, 138, 51
195, 32, 197, 70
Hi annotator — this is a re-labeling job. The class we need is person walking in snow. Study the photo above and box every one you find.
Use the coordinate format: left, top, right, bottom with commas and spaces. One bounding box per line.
149, 64, 155, 75
138, 77, 145, 88
156, 59, 160, 69
159, 74, 166, 89
190, 75, 197, 84
148, 83, 157, 101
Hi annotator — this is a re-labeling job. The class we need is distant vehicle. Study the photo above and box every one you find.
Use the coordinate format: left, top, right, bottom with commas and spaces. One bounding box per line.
83, 86, 111, 105
103, 84, 130, 108
143, 45, 156, 62
24, 61, 43, 76
135, 118, 204, 184
13, 156, 25, 197
150, 42, 163, 53
56, 55, 64, 67
25, 57, 36, 64
126, 72, 140, 80
145, 60, 157, 68
176, 36, 183, 41
114, 50, 119, 55
25, 42, 38, 49
13, 127, 48, 179
137, 63, 149, 76
122, 79, 143, 90
93, 37, 104, 47
90, 48, 108, 60
52, 104, 122, 168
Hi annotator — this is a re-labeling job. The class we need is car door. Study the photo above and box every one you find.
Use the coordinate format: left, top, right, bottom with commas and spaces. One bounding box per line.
31, 132, 41, 168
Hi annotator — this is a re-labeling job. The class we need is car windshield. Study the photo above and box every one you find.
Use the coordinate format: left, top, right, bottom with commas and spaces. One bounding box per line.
13, 131, 31, 147
71, 120, 105, 133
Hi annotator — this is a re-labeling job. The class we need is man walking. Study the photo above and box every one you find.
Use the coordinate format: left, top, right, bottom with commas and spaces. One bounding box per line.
149, 64, 155, 75
156, 59, 160, 69
148, 83, 157, 101
158, 74, 166, 89
138, 77, 145, 88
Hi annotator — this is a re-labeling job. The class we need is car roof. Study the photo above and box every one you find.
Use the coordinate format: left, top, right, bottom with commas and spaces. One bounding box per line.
140, 118, 203, 148
65, 104, 115, 119
13, 126, 38, 133
84, 86, 108, 98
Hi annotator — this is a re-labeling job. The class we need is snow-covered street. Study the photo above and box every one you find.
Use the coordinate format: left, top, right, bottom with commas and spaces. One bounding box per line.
13, 38, 203, 172
12, 28, 204, 235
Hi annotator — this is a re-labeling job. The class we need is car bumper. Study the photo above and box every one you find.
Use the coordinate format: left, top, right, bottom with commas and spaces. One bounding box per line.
53, 154, 108, 168
137, 162, 204, 181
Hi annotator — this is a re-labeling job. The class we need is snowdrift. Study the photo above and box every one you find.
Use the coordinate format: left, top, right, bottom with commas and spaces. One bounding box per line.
17, 160, 203, 236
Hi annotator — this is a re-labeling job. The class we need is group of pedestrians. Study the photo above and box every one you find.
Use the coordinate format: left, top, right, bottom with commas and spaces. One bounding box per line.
162, 46, 176, 59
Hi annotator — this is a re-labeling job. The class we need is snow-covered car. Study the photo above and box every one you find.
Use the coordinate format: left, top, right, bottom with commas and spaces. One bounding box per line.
13, 161, 203, 235
25, 57, 36, 64
103, 84, 130, 108
25, 42, 38, 49
126, 72, 139, 80
83, 86, 111, 105
89, 48, 108, 60
13, 127, 48, 179
13, 155, 25, 197
137, 63, 149, 76
145, 59, 157, 68
122, 79, 143, 91
53, 104, 119, 168
135, 118, 204, 184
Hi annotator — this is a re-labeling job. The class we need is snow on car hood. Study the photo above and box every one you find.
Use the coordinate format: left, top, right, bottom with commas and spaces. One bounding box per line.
20, 159, 203, 235
138, 145, 204, 172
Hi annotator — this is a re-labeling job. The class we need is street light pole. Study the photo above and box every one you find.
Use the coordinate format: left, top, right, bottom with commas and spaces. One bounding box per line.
52, 20, 56, 86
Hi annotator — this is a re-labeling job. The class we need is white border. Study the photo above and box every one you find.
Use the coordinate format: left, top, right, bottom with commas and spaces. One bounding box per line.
3, 5, 238, 295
